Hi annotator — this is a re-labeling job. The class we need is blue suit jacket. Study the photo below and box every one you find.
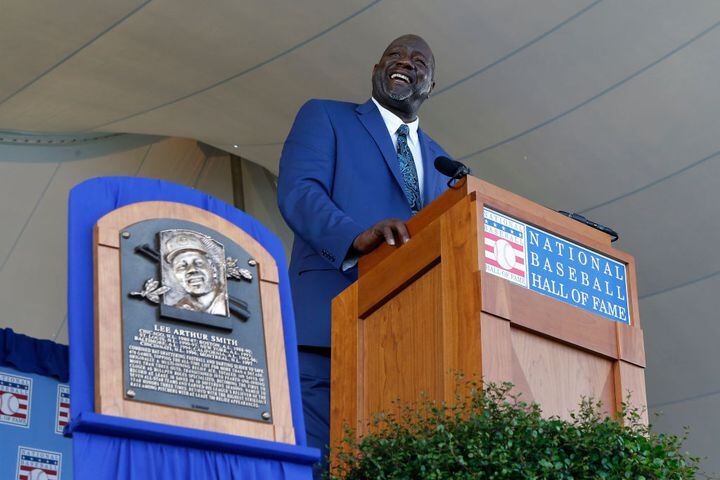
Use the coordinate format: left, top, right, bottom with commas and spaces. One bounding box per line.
278, 98, 451, 347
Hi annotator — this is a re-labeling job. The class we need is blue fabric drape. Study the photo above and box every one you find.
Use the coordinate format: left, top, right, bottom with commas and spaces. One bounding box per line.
73, 432, 311, 480
0, 327, 69, 382
70, 413, 319, 479
67, 177, 317, 479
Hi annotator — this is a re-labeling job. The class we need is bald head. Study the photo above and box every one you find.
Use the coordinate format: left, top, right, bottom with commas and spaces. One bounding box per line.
371, 34, 436, 123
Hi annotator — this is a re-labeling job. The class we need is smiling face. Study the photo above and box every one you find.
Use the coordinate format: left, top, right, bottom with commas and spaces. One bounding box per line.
171, 250, 215, 296
372, 35, 435, 121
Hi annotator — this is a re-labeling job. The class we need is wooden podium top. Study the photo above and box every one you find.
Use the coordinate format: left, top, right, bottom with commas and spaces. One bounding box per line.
361, 176, 625, 278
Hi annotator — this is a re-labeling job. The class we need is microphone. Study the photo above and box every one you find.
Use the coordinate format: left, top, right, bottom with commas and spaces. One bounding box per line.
434, 156, 471, 186
557, 211, 619, 243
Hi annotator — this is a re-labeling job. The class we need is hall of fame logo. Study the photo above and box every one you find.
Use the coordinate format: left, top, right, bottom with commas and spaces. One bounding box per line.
0, 372, 32, 428
483, 209, 528, 287
16, 447, 61, 480
54, 385, 70, 434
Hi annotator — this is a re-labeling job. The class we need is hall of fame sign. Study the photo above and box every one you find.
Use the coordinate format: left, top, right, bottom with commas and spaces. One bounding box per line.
54, 385, 70, 435
0, 372, 32, 428
484, 208, 630, 324
16, 447, 61, 480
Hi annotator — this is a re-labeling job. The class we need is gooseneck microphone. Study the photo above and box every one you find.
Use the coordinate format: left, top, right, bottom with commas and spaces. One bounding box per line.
557, 211, 619, 243
434, 156, 471, 186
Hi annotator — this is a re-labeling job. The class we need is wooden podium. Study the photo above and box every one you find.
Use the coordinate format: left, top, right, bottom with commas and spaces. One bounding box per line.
330, 177, 646, 449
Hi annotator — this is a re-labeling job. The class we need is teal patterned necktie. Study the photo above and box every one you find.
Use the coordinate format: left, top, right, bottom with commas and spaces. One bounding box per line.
396, 124, 421, 214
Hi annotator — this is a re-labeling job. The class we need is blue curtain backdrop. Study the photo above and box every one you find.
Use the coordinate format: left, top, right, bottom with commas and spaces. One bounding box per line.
67, 177, 318, 479
0, 327, 68, 382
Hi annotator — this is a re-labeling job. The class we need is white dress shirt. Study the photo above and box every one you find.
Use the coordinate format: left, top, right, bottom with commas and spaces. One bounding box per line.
371, 97, 424, 203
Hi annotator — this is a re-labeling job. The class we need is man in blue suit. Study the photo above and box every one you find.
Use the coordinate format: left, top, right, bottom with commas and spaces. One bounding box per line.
277, 34, 450, 475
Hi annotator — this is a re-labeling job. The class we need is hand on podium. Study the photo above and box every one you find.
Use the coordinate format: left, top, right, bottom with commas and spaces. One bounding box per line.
352, 218, 410, 254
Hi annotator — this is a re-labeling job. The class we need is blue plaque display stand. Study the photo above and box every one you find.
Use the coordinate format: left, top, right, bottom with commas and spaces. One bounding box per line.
67, 177, 319, 479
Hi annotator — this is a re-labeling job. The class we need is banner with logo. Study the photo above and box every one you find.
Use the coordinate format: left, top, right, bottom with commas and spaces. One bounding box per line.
483, 208, 630, 324
0, 367, 73, 480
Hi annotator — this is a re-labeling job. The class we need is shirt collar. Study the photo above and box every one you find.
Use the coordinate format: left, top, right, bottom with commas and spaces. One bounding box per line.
371, 97, 419, 138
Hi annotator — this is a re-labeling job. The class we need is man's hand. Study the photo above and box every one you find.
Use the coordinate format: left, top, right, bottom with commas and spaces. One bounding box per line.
352, 219, 410, 255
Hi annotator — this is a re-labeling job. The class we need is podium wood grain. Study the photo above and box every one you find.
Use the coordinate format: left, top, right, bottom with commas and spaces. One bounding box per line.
331, 177, 647, 456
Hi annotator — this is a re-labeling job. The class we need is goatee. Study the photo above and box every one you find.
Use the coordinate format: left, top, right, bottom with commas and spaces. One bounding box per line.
389, 91, 412, 101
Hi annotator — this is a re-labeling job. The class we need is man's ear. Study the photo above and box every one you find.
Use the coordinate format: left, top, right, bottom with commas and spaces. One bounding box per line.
422, 79, 436, 100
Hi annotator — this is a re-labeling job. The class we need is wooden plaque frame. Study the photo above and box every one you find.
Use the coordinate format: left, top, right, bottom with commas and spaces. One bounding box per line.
94, 201, 295, 443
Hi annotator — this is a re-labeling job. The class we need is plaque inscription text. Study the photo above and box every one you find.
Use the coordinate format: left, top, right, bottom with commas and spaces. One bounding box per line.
128, 326, 268, 408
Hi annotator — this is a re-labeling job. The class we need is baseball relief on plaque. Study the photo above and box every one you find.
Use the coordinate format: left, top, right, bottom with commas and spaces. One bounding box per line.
120, 219, 272, 422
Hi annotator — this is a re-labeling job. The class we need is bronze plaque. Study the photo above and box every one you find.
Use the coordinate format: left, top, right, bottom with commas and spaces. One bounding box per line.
119, 219, 272, 422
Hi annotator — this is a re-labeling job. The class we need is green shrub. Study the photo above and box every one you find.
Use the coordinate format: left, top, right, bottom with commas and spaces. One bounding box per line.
329, 382, 708, 479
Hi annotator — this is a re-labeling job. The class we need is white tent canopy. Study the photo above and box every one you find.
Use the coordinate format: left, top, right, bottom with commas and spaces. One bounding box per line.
1, 0, 718, 470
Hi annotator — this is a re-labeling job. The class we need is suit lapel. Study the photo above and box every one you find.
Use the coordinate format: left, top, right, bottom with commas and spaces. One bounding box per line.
355, 100, 405, 194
